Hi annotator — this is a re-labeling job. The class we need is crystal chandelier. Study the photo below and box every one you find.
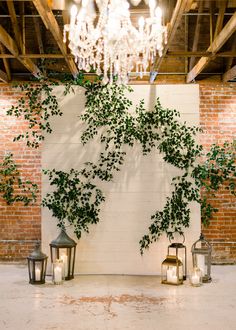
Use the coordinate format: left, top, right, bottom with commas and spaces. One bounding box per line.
64, 0, 167, 84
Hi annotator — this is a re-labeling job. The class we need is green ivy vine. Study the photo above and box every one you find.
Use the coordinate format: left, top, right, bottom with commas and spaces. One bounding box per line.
6, 78, 236, 254
6, 74, 86, 148
0, 153, 38, 205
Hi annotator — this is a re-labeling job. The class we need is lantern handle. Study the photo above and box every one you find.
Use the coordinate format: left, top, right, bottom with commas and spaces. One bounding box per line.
169, 233, 185, 244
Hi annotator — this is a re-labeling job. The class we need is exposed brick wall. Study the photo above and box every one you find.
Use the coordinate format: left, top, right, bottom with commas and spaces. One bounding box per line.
0, 80, 235, 263
199, 83, 236, 264
0, 85, 41, 261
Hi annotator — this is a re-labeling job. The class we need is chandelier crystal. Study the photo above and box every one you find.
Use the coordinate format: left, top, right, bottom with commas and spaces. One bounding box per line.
64, 0, 167, 84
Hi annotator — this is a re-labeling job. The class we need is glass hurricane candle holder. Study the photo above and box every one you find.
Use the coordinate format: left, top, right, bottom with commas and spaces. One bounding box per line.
190, 267, 202, 287
191, 233, 212, 283
52, 259, 64, 285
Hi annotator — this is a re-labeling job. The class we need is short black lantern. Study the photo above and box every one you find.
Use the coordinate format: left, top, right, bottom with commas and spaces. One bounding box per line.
27, 242, 48, 285
191, 233, 212, 283
50, 229, 77, 280
168, 235, 187, 280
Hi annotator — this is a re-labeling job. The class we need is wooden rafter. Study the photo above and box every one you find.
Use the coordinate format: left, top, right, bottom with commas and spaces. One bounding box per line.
32, 0, 79, 77
214, 0, 227, 40
0, 69, 8, 83
0, 25, 42, 77
187, 11, 236, 83
189, 0, 204, 70
223, 64, 236, 82
7, 0, 23, 51
0, 43, 11, 81
152, 0, 193, 72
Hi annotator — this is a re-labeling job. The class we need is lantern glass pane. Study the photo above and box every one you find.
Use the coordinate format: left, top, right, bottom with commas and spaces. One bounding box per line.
59, 248, 69, 278
35, 261, 42, 281
169, 246, 186, 276
194, 253, 207, 276
51, 247, 60, 263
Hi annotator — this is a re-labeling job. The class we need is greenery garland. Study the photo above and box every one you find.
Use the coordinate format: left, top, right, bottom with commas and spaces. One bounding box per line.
6, 78, 236, 254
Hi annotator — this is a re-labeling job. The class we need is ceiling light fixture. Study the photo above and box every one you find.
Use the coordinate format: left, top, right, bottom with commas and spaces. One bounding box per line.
64, 0, 167, 84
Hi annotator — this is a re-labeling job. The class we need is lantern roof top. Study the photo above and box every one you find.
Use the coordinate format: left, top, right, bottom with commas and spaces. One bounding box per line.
27, 242, 48, 260
50, 229, 77, 248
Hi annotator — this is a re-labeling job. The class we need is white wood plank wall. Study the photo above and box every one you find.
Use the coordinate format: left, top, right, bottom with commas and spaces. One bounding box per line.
42, 84, 200, 275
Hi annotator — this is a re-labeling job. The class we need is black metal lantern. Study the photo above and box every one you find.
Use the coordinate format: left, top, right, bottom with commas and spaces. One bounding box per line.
168, 235, 187, 280
27, 242, 48, 285
191, 233, 212, 283
161, 255, 184, 285
50, 229, 77, 280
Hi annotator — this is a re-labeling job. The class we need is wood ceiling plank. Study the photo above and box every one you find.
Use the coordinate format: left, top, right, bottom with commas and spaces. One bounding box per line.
187, 11, 236, 82
31, 4, 44, 54
33, 0, 79, 77
152, 0, 193, 72
0, 42, 11, 81
223, 64, 236, 82
0, 25, 42, 77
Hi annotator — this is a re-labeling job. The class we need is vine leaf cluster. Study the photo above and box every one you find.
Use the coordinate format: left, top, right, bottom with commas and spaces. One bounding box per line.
42, 168, 105, 239
0, 153, 38, 205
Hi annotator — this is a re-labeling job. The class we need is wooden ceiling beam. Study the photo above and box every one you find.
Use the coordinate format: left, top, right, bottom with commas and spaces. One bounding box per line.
223, 64, 236, 82
0, 25, 42, 77
32, 0, 79, 77
214, 0, 228, 39
0, 51, 236, 59
189, 0, 204, 70
187, 11, 236, 83
7, 0, 23, 51
152, 0, 194, 72
0, 42, 11, 81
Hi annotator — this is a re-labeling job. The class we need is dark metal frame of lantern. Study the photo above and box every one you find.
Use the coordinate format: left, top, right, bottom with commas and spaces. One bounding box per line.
168, 235, 187, 280
50, 229, 77, 280
27, 242, 48, 285
161, 255, 184, 285
191, 233, 212, 283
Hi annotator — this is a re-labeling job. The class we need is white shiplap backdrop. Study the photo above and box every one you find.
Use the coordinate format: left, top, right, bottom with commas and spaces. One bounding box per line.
42, 84, 200, 275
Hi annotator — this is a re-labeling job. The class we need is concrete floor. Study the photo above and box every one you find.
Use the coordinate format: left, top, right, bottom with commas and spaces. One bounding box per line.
0, 264, 236, 330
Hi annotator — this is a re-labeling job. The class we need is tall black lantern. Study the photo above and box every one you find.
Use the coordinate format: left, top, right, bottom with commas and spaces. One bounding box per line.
191, 233, 212, 283
168, 235, 187, 280
50, 229, 77, 280
27, 242, 48, 285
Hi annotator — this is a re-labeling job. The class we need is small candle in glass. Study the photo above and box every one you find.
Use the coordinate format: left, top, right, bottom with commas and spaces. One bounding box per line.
190, 267, 202, 287
53, 259, 64, 285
